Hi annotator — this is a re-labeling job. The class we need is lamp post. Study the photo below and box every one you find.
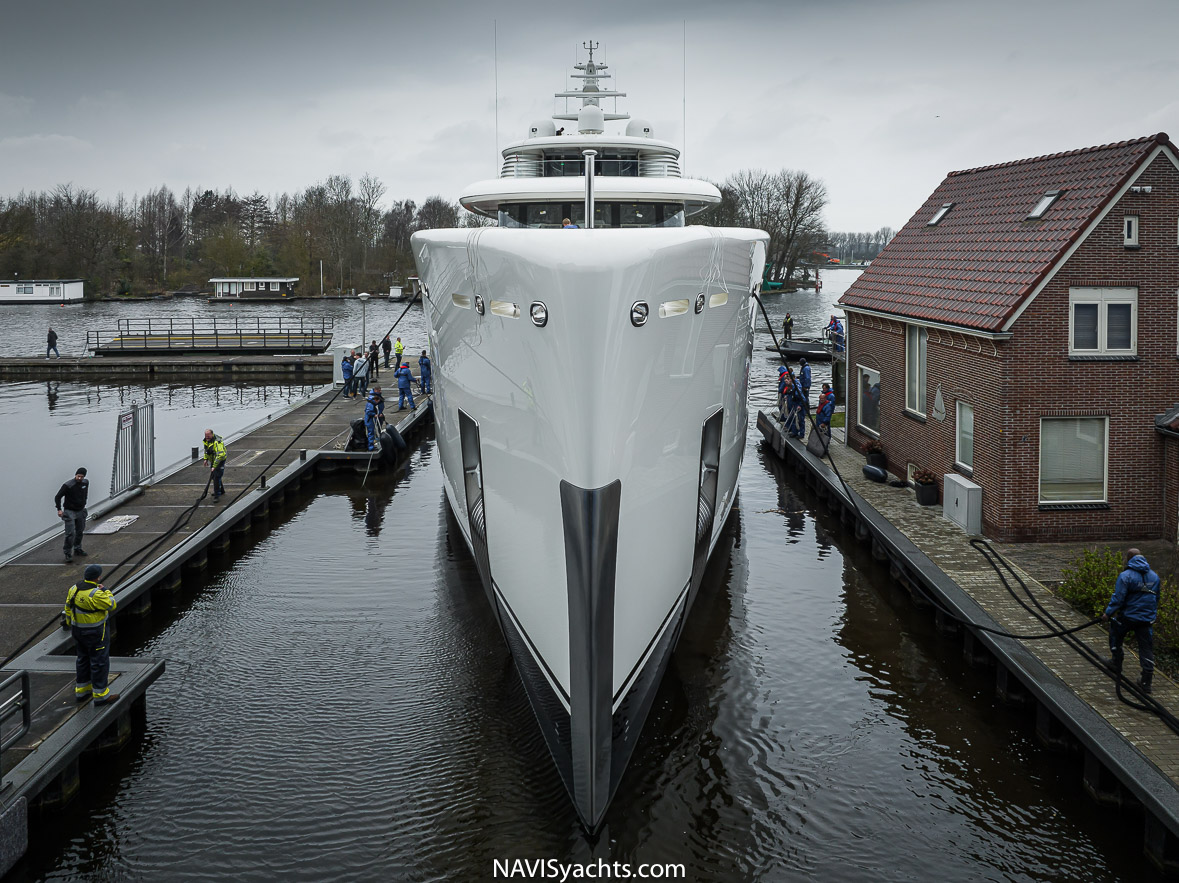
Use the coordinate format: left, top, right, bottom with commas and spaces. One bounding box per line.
358, 292, 370, 347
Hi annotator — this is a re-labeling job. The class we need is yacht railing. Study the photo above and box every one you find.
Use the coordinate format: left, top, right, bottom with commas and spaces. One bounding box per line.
638, 154, 682, 178
500, 156, 681, 178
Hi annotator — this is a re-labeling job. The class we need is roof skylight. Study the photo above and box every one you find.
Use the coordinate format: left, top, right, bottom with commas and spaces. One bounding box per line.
927, 203, 953, 226
1027, 190, 1062, 219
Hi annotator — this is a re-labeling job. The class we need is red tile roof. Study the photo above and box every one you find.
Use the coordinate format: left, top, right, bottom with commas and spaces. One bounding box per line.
839, 133, 1173, 332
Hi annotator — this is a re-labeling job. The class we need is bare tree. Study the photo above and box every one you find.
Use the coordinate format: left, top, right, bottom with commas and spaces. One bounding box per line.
357, 173, 386, 273
415, 195, 459, 230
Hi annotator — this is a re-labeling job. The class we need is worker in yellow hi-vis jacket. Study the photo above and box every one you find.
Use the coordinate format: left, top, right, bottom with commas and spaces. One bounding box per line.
63, 564, 119, 705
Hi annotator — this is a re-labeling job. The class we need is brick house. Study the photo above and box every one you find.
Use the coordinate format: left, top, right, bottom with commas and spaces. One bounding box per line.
839, 132, 1179, 542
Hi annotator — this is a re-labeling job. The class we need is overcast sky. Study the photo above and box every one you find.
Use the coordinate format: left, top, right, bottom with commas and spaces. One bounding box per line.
2, 0, 1176, 231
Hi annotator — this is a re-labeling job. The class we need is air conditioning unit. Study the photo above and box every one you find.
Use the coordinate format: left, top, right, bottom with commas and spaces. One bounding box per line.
943, 473, 982, 535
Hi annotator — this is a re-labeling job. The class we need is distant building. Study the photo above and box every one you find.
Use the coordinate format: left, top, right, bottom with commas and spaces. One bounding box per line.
0, 279, 84, 304
839, 132, 1179, 542
210, 277, 299, 298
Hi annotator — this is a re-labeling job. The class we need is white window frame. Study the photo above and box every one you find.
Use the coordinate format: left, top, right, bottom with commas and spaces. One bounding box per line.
905, 324, 927, 415
1124, 215, 1139, 247
927, 203, 953, 226
956, 400, 974, 471
1038, 417, 1109, 504
856, 364, 881, 437
1027, 190, 1061, 219
270, 281, 279, 291
245, 281, 256, 291
1068, 287, 1137, 356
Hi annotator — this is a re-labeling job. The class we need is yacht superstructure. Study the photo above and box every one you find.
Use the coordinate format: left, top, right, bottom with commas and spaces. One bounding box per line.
411, 42, 767, 829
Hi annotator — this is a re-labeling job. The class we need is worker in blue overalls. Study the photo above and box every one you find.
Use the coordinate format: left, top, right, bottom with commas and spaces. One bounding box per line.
364, 386, 385, 451
394, 362, 416, 411
798, 357, 812, 401
785, 370, 807, 438
777, 366, 790, 419
816, 382, 835, 433
418, 350, 432, 395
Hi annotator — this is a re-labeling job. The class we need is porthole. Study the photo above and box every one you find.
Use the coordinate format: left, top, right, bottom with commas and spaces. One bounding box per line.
695, 293, 706, 314
475, 295, 485, 315
630, 301, 649, 327
530, 301, 548, 327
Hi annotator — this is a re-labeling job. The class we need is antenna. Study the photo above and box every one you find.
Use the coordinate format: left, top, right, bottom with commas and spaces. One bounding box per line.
494, 20, 499, 176
682, 20, 687, 176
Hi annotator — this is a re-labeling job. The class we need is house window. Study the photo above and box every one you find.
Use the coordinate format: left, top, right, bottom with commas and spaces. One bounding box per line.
905, 324, 927, 414
245, 281, 256, 291
270, 281, 279, 291
857, 366, 881, 436
1124, 215, 1139, 247
1069, 287, 1136, 355
17, 285, 33, 295
956, 401, 974, 470
927, 203, 953, 226
1027, 190, 1062, 219
1039, 417, 1107, 503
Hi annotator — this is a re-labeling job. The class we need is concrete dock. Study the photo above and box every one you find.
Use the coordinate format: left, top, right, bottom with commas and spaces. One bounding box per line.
0, 355, 333, 382
758, 409, 1179, 872
0, 384, 433, 875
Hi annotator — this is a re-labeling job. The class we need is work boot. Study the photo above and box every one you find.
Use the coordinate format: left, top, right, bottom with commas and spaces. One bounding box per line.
64, 553, 73, 563
1138, 672, 1153, 694
94, 693, 120, 707
1104, 656, 1123, 673
73, 547, 87, 556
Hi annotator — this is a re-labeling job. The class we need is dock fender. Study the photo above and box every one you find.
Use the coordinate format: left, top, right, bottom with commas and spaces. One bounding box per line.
381, 427, 406, 463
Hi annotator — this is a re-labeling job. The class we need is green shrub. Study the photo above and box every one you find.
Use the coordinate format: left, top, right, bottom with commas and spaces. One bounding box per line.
1153, 575, 1179, 648
1058, 548, 1123, 618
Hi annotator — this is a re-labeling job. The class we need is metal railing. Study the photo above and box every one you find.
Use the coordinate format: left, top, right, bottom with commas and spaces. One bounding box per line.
0, 671, 31, 791
111, 401, 156, 496
499, 156, 680, 178
86, 316, 335, 353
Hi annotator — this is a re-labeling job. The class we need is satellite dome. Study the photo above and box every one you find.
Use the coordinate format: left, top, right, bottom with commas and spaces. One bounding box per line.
577, 105, 605, 135
625, 118, 653, 138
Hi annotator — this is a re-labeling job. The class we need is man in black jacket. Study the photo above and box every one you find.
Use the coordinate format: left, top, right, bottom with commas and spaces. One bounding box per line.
54, 467, 89, 563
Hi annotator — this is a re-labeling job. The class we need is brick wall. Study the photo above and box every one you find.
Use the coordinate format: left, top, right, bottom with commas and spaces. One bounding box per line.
847, 151, 1179, 542
1165, 436, 1179, 543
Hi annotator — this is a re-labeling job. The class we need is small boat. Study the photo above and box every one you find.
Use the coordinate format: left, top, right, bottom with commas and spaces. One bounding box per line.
766, 335, 835, 361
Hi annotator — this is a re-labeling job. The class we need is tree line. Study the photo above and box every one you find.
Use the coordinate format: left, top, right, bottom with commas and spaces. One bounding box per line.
0, 168, 888, 296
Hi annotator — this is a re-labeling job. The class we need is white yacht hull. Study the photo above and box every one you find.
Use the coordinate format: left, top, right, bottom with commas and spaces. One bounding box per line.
412, 226, 767, 828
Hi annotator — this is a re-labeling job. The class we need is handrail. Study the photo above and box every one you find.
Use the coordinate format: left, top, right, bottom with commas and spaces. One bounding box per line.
88, 316, 335, 353
0, 670, 31, 790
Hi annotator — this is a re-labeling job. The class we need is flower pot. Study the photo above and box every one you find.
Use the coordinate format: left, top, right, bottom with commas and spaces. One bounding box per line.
914, 481, 938, 506
866, 451, 886, 469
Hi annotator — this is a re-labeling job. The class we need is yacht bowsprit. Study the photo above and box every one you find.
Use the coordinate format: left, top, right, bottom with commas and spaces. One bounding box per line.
411, 42, 767, 829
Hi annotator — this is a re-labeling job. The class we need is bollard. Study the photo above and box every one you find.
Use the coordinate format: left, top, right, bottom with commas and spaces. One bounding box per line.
300, 449, 307, 461
260, 473, 267, 490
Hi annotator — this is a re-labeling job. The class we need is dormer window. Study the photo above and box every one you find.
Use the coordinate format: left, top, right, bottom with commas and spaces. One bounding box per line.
1027, 190, 1062, 219
927, 203, 953, 226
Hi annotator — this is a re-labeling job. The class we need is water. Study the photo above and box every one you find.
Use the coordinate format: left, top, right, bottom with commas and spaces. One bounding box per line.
0, 380, 325, 553
1, 295, 428, 359
9, 427, 1158, 881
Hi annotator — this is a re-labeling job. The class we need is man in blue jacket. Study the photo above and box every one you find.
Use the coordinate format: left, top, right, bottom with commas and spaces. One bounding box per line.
340, 353, 355, 397
1102, 549, 1161, 693
364, 386, 385, 451
798, 358, 812, 400
394, 363, 416, 411
418, 350, 432, 395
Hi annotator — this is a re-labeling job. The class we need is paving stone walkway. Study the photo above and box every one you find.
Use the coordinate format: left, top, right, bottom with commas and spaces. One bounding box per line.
796, 422, 1179, 781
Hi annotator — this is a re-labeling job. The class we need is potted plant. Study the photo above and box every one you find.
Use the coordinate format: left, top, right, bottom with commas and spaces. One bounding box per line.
864, 439, 886, 469
913, 469, 939, 506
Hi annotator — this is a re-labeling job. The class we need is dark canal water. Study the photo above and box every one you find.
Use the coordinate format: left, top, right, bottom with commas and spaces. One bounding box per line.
4, 273, 1162, 880
8, 442, 1160, 880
